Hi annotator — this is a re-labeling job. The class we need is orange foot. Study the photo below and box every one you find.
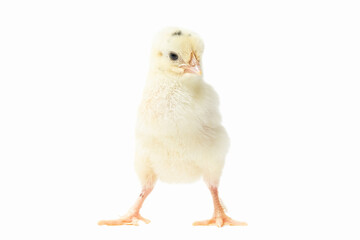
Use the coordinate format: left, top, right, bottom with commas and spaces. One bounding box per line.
98, 213, 150, 226
193, 214, 247, 227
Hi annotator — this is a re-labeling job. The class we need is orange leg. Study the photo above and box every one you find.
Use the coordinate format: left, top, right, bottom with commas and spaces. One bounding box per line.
98, 185, 154, 226
193, 185, 247, 227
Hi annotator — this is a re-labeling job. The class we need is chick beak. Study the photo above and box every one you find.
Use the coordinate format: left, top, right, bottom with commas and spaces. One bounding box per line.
181, 52, 202, 75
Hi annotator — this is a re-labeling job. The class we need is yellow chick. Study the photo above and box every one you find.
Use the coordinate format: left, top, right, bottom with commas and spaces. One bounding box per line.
99, 27, 247, 227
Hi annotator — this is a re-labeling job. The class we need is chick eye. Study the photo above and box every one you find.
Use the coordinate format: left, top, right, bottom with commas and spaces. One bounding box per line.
169, 52, 178, 61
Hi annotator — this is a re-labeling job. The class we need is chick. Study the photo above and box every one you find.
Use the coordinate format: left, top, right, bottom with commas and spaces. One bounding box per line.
98, 28, 247, 227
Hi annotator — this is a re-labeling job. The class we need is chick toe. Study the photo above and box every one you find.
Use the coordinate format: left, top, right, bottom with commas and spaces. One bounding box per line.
98, 213, 150, 226
193, 215, 247, 227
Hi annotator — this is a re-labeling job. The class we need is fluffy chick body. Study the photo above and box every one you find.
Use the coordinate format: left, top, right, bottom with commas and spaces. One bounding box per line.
98, 28, 247, 227
135, 28, 229, 186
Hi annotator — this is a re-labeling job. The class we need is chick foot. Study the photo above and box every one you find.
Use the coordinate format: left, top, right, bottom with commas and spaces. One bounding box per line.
99, 186, 154, 226
194, 184, 247, 227
193, 214, 247, 227
98, 212, 150, 226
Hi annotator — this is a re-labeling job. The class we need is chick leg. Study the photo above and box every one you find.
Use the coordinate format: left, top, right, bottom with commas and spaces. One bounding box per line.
98, 185, 154, 226
193, 185, 247, 227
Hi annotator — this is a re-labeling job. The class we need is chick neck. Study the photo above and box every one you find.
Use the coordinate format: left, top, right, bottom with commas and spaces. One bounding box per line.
147, 67, 203, 95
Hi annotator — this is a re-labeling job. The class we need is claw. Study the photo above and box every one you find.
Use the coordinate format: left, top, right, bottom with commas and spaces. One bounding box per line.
216, 218, 224, 227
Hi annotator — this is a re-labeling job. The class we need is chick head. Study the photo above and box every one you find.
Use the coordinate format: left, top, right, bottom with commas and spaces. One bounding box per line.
150, 27, 204, 77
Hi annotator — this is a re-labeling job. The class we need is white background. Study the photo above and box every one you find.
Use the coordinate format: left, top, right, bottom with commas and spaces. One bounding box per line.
1, 0, 359, 239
